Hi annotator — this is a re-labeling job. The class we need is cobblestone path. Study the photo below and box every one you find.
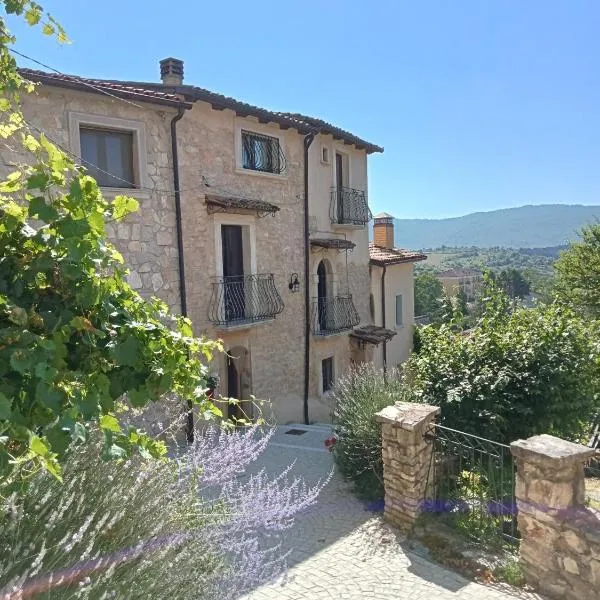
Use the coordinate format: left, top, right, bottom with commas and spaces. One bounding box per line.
241, 424, 543, 600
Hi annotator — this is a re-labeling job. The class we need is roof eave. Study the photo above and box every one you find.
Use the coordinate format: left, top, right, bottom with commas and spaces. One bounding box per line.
369, 255, 427, 267
20, 71, 192, 110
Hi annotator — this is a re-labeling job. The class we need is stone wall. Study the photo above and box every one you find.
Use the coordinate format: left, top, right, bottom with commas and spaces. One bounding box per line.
511, 434, 600, 600
375, 403, 600, 599
0, 86, 182, 312
176, 102, 307, 424
375, 402, 440, 530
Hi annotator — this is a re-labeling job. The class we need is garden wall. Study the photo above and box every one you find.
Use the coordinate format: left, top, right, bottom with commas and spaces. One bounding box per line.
376, 402, 600, 600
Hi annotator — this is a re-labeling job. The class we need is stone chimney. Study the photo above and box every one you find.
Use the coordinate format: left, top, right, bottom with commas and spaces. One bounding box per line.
373, 212, 395, 249
160, 58, 184, 86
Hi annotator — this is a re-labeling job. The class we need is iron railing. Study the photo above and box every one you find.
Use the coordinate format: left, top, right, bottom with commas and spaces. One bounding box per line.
311, 295, 360, 335
329, 186, 371, 226
423, 423, 519, 549
208, 274, 284, 327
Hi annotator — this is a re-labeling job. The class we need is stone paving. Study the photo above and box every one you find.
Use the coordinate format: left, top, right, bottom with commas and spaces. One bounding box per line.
241, 424, 543, 600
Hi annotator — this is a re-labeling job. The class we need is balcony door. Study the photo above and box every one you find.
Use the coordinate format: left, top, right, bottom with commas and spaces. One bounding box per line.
222, 225, 245, 322
335, 153, 344, 222
317, 260, 331, 332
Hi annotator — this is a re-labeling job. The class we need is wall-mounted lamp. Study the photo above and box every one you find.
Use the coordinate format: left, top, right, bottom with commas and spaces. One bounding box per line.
288, 273, 300, 293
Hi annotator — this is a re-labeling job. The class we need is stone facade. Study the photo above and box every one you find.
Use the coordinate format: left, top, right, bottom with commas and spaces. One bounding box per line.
6, 76, 385, 425
0, 86, 182, 312
375, 402, 440, 530
511, 434, 600, 600
176, 101, 307, 423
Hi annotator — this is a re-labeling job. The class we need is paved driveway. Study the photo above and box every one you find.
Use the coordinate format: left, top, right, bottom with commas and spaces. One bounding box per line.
241, 424, 542, 600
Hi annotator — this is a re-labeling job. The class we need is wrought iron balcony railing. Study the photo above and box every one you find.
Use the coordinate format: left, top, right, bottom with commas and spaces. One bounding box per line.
208, 274, 284, 327
311, 295, 360, 335
329, 186, 372, 226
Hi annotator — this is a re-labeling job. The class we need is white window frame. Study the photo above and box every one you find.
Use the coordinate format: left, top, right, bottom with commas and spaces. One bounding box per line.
68, 111, 149, 198
234, 120, 288, 180
395, 293, 404, 328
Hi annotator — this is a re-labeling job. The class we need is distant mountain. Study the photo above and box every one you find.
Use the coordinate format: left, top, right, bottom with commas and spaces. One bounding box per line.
390, 204, 600, 249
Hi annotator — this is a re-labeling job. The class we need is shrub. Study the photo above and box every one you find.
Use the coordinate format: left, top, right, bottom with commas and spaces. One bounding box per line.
331, 363, 407, 499
404, 282, 600, 443
0, 423, 328, 599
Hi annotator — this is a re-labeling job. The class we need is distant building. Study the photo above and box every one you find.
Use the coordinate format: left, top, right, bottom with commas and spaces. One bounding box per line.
437, 268, 482, 302
368, 214, 427, 370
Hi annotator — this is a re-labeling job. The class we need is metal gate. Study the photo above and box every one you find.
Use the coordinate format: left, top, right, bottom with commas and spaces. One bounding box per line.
424, 424, 519, 549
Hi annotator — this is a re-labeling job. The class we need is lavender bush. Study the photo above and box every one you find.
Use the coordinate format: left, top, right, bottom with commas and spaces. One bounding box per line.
0, 422, 329, 599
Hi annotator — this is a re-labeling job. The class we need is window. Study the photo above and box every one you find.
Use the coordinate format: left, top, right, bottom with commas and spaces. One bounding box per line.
321, 146, 330, 164
80, 127, 134, 188
395, 294, 403, 327
322, 357, 334, 393
241, 130, 284, 174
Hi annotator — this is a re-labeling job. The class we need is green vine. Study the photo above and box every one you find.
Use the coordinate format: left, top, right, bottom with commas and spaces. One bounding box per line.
0, 1, 222, 486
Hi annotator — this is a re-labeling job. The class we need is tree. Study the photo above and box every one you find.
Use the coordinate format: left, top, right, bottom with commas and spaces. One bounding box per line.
555, 222, 600, 317
404, 283, 600, 443
0, 2, 221, 484
494, 268, 530, 299
414, 271, 444, 318
455, 288, 468, 316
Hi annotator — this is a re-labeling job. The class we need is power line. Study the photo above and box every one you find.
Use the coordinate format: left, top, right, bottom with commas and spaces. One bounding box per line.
9, 47, 145, 109
7, 46, 294, 206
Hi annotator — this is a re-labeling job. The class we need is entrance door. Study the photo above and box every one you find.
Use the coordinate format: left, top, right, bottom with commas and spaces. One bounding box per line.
221, 225, 244, 322
335, 153, 344, 222
317, 260, 328, 331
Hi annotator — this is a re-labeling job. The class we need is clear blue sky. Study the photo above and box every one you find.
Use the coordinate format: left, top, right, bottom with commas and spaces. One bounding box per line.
7, 0, 600, 219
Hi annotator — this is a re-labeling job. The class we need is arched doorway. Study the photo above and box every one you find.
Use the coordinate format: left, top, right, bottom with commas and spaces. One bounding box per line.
226, 346, 252, 421
317, 259, 333, 331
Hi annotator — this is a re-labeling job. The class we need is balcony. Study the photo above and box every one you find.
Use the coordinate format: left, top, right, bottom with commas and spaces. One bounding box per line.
208, 274, 284, 327
330, 186, 372, 227
311, 295, 360, 336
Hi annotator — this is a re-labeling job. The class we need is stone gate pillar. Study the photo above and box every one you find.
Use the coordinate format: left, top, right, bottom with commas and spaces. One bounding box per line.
511, 434, 599, 599
375, 401, 440, 531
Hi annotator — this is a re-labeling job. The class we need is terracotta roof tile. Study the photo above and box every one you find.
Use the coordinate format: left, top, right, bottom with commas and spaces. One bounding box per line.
19, 68, 192, 109
369, 242, 427, 266
19, 68, 381, 152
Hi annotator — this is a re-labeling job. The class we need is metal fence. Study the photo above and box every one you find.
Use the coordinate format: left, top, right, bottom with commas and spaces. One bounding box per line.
424, 423, 519, 549
208, 274, 284, 326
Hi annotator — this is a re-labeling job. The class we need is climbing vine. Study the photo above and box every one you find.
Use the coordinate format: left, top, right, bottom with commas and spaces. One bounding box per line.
0, 1, 221, 485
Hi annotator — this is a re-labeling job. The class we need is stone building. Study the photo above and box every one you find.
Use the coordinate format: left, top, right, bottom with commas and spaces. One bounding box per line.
2, 58, 422, 424
438, 267, 483, 302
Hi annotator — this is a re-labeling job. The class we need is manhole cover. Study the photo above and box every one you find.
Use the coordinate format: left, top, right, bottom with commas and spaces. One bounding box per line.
285, 428, 308, 436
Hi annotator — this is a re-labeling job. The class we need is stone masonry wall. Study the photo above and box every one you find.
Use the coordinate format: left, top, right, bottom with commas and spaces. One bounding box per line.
0, 86, 181, 311
375, 402, 440, 530
177, 101, 307, 424
511, 434, 600, 600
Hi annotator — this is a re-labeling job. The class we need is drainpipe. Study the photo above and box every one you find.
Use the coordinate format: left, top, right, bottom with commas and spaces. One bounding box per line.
303, 132, 315, 425
170, 107, 194, 442
381, 265, 387, 373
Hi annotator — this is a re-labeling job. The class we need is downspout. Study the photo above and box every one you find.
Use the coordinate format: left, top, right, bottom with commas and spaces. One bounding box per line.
303, 132, 315, 425
381, 265, 387, 372
170, 107, 194, 441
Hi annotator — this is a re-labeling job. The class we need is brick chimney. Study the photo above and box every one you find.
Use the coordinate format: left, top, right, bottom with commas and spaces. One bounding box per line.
160, 58, 184, 86
373, 212, 395, 249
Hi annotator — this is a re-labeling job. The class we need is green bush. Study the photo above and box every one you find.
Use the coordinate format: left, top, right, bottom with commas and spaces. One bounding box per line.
404, 282, 600, 443
331, 364, 407, 500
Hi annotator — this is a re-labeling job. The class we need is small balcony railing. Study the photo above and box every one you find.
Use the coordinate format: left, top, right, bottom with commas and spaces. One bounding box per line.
311, 295, 360, 335
208, 274, 284, 327
330, 186, 372, 226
